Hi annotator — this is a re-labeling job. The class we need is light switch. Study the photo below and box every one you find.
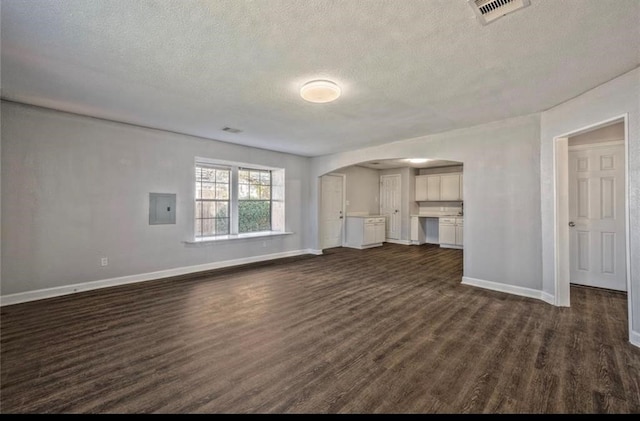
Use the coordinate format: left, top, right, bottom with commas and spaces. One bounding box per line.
149, 193, 176, 225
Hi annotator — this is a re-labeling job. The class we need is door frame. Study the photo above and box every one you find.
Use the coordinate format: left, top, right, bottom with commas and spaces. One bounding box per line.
320, 173, 346, 249
553, 114, 631, 331
379, 173, 402, 241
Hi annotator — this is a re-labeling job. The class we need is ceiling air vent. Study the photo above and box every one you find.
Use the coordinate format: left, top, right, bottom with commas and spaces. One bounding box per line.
222, 126, 242, 134
469, 0, 531, 25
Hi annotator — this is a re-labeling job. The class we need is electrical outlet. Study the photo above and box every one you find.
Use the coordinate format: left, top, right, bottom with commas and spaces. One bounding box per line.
101, 257, 108, 266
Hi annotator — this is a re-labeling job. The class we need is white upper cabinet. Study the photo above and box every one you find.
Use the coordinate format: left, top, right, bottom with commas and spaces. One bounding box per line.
440, 174, 462, 201
415, 172, 462, 201
426, 176, 441, 201
415, 175, 428, 201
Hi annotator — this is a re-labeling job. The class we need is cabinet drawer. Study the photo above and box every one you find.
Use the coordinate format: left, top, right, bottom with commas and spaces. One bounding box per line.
439, 217, 456, 224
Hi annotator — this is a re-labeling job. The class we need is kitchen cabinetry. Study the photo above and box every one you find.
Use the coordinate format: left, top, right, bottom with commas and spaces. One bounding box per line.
414, 173, 463, 201
440, 174, 463, 201
439, 217, 463, 249
415, 175, 428, 201
345, 216, 386, 249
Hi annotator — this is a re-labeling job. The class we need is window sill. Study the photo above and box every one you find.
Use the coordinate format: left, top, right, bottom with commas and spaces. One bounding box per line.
183, 231, 294, 246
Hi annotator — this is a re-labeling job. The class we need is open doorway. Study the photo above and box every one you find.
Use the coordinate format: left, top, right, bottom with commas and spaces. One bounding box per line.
554, 117, 630, 309
318, 158, 464, 252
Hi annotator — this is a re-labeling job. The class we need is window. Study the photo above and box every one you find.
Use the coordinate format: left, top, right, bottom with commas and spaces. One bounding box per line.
194, 159, 285, 240
238, 168, 271, 233
195, 166, 230, 237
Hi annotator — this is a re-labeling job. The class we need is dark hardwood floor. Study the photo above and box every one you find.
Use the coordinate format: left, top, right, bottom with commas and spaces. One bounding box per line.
1, 243, 638, 413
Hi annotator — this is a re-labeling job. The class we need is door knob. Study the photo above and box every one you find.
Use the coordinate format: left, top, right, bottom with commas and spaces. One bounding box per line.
568, 221, 575, 227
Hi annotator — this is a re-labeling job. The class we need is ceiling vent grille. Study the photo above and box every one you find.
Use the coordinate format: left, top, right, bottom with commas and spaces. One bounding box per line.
469, 0, 531, 25
222, 126, 242, 134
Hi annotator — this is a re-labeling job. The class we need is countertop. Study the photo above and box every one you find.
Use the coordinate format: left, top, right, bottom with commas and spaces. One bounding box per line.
346, 214, 386, 218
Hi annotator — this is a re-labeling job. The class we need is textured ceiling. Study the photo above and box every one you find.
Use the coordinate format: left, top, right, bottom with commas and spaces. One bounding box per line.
1, 0, 639, 157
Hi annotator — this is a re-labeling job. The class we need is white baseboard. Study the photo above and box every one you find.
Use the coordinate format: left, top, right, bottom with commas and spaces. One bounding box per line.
630, 330, 640, 348
461, 276, 546, 302
306, 249, 324, 255
385, 239, 412, 246
1, 249, 317, 306
541, 291, 556, 305
440, 244, 463, 249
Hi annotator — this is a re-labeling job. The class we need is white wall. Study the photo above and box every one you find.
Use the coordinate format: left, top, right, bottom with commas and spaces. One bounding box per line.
311, 113, 543, 290
333, 165, 379, 216
540, 67, 639, 343
1, 102, 311, 297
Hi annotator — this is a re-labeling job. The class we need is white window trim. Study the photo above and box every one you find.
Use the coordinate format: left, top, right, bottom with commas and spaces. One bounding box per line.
183, 230, 294, 246
192, 157, 286, 242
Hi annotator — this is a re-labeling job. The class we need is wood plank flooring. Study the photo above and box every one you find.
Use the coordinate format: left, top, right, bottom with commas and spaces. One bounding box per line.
1, 243, 639, 413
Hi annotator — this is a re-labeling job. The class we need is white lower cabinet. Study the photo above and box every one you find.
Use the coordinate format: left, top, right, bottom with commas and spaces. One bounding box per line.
345, 216, 386, 249
439, 223, 457, 245
439, 217, 463, 249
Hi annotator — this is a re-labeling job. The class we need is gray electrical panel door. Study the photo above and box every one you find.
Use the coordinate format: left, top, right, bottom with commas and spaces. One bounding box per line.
149, 193, 176, 225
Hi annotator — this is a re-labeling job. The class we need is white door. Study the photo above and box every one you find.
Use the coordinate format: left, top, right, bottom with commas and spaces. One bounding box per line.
321, 174, 344, 249
568, 144, 626, 291
380, 174, 401, 240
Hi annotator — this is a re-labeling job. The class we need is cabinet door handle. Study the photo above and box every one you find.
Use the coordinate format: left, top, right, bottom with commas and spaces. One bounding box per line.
568, 221, 575, 227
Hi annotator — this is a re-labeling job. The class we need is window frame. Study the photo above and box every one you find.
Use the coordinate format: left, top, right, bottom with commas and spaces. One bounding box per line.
194, 165, 231, 238
237, 167, 273, 234
193, 158, 285, 241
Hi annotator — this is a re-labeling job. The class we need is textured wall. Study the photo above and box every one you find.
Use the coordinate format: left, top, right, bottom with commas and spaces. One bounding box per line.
311, 113, 542, 290
332, 165, 380, 216
1, 102, 310, 296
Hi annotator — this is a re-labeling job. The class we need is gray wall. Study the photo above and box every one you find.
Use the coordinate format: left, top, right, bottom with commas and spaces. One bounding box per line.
1, 102, 310, 296
311, 113, 542, 289
540, 67, 639, 341
333, 165, 380, 216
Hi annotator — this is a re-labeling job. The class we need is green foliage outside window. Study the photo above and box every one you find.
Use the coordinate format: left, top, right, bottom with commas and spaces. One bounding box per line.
238, 201, 271, 233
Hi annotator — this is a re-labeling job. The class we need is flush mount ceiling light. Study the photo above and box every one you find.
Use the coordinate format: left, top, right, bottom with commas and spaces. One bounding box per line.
300, 80, 341, 103
407, 158, 431, 164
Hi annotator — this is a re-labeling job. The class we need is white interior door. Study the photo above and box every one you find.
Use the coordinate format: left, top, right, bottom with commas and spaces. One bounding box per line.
380, 174, 401, 240
568, 144, 626, 291
321, 174, 344, 249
